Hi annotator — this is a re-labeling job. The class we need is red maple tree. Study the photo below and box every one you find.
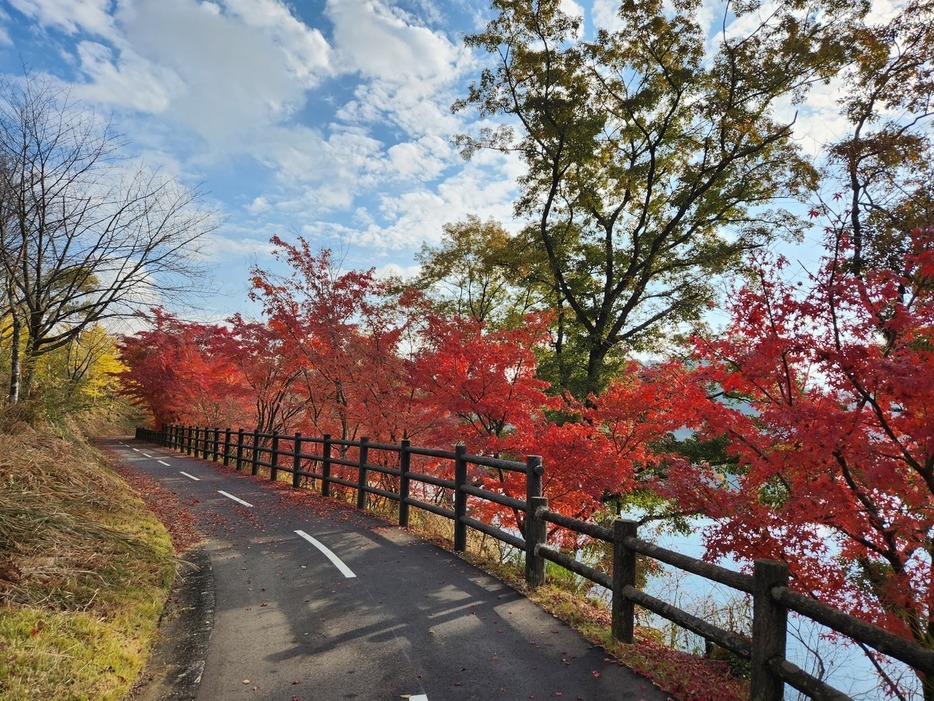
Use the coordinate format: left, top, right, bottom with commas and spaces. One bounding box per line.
655, 229, 934, 697
119, 309, 251, 428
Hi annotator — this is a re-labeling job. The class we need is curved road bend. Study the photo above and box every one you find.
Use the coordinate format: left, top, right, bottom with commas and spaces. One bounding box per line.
107, 438, 673, 701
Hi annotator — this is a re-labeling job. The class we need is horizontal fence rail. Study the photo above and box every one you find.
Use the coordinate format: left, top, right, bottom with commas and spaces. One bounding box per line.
136, 424, 934, 701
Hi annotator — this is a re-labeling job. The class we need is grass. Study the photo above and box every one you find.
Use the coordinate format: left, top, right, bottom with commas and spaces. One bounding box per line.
0, 412, 175, 701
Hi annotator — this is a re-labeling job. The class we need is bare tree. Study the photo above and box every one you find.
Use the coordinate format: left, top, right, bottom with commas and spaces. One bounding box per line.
0, 74, 217, 403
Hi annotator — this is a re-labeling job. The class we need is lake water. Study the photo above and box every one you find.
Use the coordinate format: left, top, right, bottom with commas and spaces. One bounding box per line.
630, 517, 916, 700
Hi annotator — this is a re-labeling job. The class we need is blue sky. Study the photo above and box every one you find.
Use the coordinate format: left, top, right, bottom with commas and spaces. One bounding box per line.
0, 0, 528, 321
0, 0, 893, 323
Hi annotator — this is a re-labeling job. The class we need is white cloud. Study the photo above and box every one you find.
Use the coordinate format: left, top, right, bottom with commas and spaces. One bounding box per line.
9, 0, 115, 37
75, 41, 183, 113
560, 0, 585, 37
386, 136, 450, 181
779, 76, 853, 157
341, 154, 519, 251
374, 260, 421, 280
591, 0, 622, 32
196, 231, 279, 262
327, 0, 461, 84
221, 0, 331, 84
248, 196, 271, 214
0, 8, 12, 45
336, 78, 462, 139
70, 0, 331, 150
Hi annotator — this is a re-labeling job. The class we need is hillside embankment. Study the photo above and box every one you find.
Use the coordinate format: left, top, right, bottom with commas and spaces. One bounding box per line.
0, 411, 180, 701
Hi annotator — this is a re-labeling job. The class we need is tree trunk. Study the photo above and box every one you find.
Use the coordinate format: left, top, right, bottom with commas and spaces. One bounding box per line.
585, 339, 612, 400
7, 314, 21, 403
19, 342, 38, 402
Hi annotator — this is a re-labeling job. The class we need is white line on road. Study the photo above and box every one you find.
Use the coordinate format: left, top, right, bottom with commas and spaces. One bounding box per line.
132, 448, 140, 452
409, 696, 428, 701
218, 490, 253, 507
158, 460, 171, 466
295, 530, 356, 578
180, 471, 200, 481
142, 452, 153, 458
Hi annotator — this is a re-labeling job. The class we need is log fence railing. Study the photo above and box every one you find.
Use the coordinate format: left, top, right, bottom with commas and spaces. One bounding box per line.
136, 424, 934, 701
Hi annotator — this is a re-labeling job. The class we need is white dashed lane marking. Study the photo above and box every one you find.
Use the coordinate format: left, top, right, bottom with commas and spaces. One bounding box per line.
180, 471, 200, 481
295, 530, 356, 578
158, 460, 171, 466
218, 490, 253, 507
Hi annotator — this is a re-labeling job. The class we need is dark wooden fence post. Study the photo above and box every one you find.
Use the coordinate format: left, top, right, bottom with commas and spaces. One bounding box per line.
612, 519, 638, 643
399, 439, 411, 527
453, 444, 468, 552
750, 559, 789, 701
223, 428, 232, 466
525, 455, 543, 541
525, 495, 548, 587
235, 429, 244, 470
356, 437, 370, 510
292, 432, 303, 489
526, 455, 543, 503
193, 427, 200, 457
184, 426, 191, 455
251, 429, 260, 476
321, 434, 332, 497
270, 433, 280, 481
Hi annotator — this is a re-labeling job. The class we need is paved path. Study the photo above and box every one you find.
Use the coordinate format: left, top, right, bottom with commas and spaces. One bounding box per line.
107, 438, 673, 701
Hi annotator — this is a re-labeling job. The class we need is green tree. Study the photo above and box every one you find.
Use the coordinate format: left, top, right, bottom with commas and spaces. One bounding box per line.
455, 0, 862, 396
414, 215, 542, 324
823, 0, 934, 276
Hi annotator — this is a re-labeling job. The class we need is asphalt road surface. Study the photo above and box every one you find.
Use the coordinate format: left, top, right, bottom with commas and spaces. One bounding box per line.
108, 438, 674, 701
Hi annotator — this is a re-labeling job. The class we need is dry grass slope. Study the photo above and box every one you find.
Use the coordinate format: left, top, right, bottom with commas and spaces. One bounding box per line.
0, 412, 175, 701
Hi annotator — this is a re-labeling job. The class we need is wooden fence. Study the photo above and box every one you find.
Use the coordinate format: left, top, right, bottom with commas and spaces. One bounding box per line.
136, 424, 934, 701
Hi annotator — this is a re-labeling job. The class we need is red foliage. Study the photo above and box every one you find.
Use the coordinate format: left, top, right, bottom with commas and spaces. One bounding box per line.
119, 309, 252, 428
658, 229, 934, 653
222, 314, 310, 435
250, 238, 418, 443
412, 311, 557, 451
